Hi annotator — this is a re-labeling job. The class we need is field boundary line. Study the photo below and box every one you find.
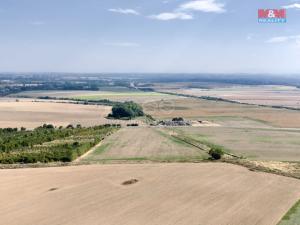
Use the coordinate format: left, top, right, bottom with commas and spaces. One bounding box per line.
171, 134, 241, 159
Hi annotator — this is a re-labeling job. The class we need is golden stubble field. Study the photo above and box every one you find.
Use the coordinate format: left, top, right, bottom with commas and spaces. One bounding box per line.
0, 99, 114, 129
1, 163, 300, 225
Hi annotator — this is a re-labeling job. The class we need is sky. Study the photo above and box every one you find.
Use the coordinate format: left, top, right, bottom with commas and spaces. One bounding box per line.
0, 0, 300, 74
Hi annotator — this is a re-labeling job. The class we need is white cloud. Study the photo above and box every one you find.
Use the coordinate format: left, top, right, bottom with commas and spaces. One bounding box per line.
108, 8, 140, 15
149, 12, 193, 20
246, 34, 253, 41
282, 3, 300, 9
148, 0, 225, 22
179, 0, 225, 13
266, 35, 300, 44
104, 42, 140, 47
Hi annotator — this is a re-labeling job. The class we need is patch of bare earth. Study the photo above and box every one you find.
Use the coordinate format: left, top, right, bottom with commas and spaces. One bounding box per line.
1, 163, 300, 225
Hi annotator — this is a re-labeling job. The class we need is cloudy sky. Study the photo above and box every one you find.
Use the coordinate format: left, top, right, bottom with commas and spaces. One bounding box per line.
0, 0, 299, 74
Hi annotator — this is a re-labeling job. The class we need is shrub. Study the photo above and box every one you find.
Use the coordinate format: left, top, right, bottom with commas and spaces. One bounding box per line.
208, 146, 225, 160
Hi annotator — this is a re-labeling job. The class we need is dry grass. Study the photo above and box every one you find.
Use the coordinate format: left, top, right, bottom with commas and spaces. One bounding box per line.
1, 163, 300, 225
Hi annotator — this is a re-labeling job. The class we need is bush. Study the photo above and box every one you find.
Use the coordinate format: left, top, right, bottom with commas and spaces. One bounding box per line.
208, 146, 225, 160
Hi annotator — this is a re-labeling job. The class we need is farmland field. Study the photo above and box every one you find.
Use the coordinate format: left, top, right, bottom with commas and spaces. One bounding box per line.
158, 85, 300, 109
0, 99, 114, 129
142, 96, 300, 162
12, 89, 181, 104
2, 84, 300, 225
2, 2, 300, 223
81, 127, 207, 162
143, 97, 300, 128
1, 163, 300, 225
173, 126, 300, 161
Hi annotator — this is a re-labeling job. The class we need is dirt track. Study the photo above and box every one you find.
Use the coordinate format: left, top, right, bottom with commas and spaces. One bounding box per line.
1, 163, 300, 225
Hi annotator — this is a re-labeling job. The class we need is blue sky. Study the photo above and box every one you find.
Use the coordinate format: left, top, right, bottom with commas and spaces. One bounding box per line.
0, 0, 300, 74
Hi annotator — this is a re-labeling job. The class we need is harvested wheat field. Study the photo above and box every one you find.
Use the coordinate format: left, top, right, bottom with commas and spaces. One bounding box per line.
0, 163, 300, 225
0, 99, 113, 129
